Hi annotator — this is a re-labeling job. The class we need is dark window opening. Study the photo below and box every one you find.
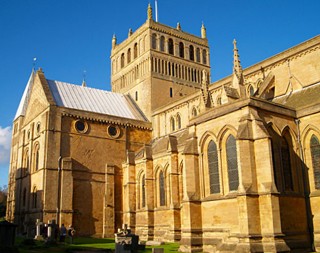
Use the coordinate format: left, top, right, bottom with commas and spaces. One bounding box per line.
208, 141, 220, 194
168, 38, 174, 55
226, 135, 239, 191
311, 135, 320, 189
189, 45, 194, 61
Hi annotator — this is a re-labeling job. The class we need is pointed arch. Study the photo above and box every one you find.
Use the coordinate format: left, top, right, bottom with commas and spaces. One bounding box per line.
23, 148, 30, 176
208, 140, 220, 194
310, 135, 320, 189
159, 170, 166, 206
191, 106, 198, 117
216, 125, 238, 150
301, 125, 320, 191
170, 116, 175, 132
176, 113, 182, 129
33, 142, 40, 172
226, 135, 239, 191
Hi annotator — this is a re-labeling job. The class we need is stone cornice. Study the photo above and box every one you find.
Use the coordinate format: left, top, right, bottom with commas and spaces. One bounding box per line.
244, 35, 320, 79
59, 108, 152, 130
189, 97, 296, 126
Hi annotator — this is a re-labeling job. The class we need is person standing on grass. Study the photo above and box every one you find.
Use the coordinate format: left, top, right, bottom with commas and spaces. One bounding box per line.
60, 224, 67, 242
68, 225, 75, 244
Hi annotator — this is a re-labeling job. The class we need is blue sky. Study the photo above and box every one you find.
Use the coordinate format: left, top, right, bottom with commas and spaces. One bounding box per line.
0, 0, 319, 186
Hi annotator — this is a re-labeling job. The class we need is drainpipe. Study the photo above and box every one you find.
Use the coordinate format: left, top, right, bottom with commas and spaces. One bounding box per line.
56, 156, 62, 226
295, 119, 315, 251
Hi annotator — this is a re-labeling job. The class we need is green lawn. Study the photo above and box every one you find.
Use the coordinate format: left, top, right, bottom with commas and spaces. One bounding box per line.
15, 237, 180, 253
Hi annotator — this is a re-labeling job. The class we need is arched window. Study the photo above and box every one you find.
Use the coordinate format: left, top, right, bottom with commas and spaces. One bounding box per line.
23, 149, 29, 175
135, 91, 138, 101
127, 48, 131, 64
217, 96, 222, 105
281, 136, 293, 191
179, 42, 184, 58
226, 135, 239, 191
134, 43, 138, 59
170, 117, 175, 131
192, 107, 197, 117
208, 141, 220, 194
141, 174, 146, 208
170, 87, 173, 97
310, 135, 320, 189
32, 186, 37, 209
196, 48, 200, 62
202, 49, 207, 64
249, 85, 255, 96
160, 36, 165, 52
121, 53, 125, 68
168, 38, 174, 55
189, 45, 194, 61
33, 143, 40, 171
159, 171, 166, 206
152, 33, 157, 49
176, 114, 181, 129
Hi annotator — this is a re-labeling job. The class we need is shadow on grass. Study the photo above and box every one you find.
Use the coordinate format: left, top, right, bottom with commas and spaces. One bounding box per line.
15, 237, 180, 253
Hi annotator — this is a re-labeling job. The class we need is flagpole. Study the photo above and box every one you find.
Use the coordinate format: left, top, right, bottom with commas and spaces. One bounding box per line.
155, 0, 158, 22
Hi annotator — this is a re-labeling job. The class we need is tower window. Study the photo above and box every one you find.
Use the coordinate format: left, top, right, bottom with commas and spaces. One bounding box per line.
168, 38, 174, 55
152, 33, 157, 49
134, 43, 138, 59
189, 45, 194, 61
170, 87, 173, 97
160, 36, 165, 52
202, 49, 207, 64
179, 42, 184, 58
135, 91, 138, 101
196, 48, 200, 62
127, 48, 131, 64
121, 53, 125, 68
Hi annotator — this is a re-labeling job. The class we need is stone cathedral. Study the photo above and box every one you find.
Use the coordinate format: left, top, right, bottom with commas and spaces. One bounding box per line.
6, 4, 320, 252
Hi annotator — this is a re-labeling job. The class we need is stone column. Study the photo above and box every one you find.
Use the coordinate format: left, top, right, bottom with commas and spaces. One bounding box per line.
60, 157, 73, 226
179, 131, 202, 252
122, 151, 136, 230
103, 164, 115, 238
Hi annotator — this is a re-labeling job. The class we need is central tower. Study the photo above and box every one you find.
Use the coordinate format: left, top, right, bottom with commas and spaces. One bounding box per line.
110, 4, 210, 120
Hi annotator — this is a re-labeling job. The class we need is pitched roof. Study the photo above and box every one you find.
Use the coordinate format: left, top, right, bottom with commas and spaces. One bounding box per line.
47, 79, 148, 121
14, 71, 34, 120
272, 82, 320, 110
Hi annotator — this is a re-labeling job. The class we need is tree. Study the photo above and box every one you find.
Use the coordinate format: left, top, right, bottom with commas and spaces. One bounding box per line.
0, 185, 8, 219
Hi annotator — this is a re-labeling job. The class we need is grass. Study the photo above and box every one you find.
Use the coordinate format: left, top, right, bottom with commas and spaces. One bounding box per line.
15, 236, 180, 253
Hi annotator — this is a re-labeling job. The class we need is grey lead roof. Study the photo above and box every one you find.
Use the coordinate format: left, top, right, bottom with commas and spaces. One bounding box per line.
47, 80, 147, 121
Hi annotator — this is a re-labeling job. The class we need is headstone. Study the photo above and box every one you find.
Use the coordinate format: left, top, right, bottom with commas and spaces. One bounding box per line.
34, 219, 43, 240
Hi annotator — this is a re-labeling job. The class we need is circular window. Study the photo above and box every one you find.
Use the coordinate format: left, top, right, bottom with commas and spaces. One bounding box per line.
107, 125, 121, 138
74, 120, 88, 133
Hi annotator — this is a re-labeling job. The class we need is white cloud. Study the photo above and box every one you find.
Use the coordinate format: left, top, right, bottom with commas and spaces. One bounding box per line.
0, 126, 12, 165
